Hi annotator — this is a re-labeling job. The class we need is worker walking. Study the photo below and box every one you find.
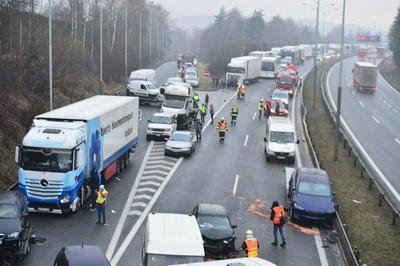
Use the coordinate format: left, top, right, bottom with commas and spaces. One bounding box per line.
236, 85, 241, 100
241, 230, 259, 257
230, 105, 239, 125
199, 103, 207, 123
270, 200, 287, 247
192, 93, 200, 108
89, 167, 101, 211
96, 185, 108, 225
205, 93, 209, 107
210, 104, 215, 124
240, 84, 246, 100
216, 117, 228, 142
257, 100, 263, 119
264, 100, 271, 118
195, 119, 202, 141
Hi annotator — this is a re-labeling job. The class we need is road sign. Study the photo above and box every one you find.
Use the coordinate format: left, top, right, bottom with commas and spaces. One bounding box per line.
203, 70, 210, 77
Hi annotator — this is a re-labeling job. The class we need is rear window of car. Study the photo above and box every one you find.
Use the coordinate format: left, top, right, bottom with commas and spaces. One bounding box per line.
170, 133, 190, 142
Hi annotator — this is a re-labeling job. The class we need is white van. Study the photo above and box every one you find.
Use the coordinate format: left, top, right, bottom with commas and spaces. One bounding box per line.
126, 80, 160, 103
264, 117, 298, 163
143, 213, 205, 266
129, 69, 156, 84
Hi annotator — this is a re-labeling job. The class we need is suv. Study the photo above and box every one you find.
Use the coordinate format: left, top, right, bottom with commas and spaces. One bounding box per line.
0, 191, 31, 255
146, 113, 177, 141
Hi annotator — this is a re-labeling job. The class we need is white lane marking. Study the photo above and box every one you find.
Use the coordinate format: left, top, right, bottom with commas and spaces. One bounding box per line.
313, 227, 329, 266
394, 108, 398, 113
133, 194, 152, 201
383, 99, 387, 104
144, 164, 171, 171
111, 158, 184, 265
232, 174, 240, 195
347, 83, 351, 87
136, 187, 157, 193
140, 175, 165, 182
351, 91, 355, 96
388, 104, 392, 108
138, 181, 161, 187
127, 210, 142, 216
243, 134, 249, 147
105, 141, 154, 260
395, 138, 400, 145
252, 112, 257, 120
267, 88, 271, 92
146, 160, 175, 167
371, 115, 380, 124
142, 169, 168, 176
131, 201, 147, 208
358, 101, 365, 108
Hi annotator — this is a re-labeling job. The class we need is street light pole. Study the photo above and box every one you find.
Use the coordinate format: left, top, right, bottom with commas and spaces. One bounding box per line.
99, 0, 103, 95
125, 0, 128, 82
312, 0, 320, 110
333, 0, 346, 161
48, 0, 53, 110
139, 8, 142, 68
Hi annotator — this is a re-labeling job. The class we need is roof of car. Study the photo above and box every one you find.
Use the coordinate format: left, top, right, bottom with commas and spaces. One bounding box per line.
298, 167, 329, 182
273, 89, 289, 95
0, 191, 19, 204
63, 245, 110, 266
152, 112, 174, 118
172, 131, 192, 136
197, 203, 227, 216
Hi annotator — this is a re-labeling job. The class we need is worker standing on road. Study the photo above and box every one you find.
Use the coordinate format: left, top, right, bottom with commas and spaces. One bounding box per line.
193, 93, 200, 108
257, 100, 263, 119
230, 105, 239, 125
209, 104, 215, 124
236, 85, 241, 100
270, 200, 287, 247
216, 117, 228, 142
205, 93, 209, 107
195, 119, 202, 141
89, 167, 101, 211
96, 185, 108, 225
199, 103, 207, 123
241, 84, 246, 100
275, 101, 280, 116
241, 230, 259, 257
264, 100, 271, 118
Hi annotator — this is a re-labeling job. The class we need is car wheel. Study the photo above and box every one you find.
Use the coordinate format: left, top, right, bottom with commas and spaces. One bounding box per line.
266, 156, 270, 162
146, 135, 151, 141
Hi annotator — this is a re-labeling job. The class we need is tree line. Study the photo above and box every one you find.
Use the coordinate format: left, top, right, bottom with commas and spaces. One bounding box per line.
389, 7, 400, 66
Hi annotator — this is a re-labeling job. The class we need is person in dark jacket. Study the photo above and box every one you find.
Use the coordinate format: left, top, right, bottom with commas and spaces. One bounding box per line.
270, 200, 288, 247
195, 119, 202, 141
89, 167, 101, 211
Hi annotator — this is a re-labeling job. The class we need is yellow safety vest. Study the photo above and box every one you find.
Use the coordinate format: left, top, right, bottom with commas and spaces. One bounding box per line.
96, 190, 108, 205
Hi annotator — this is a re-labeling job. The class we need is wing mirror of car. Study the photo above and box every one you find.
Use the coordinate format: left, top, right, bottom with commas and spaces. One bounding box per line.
147, 120, 151, 123
296, 140, 300, 144
263, 137, 267, 142
231, 225, 237, 229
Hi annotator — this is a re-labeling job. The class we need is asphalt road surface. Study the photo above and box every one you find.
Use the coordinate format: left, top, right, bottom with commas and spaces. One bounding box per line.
21, 60, 344, 266
327, 57, 400, 202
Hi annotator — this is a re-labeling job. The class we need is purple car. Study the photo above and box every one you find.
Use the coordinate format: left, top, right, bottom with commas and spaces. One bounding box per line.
288, 167, 336, 224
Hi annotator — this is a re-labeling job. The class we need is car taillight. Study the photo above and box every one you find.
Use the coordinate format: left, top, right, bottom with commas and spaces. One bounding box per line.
74, 176, 79, 182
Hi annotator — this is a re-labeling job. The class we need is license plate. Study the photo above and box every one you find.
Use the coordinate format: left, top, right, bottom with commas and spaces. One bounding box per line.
155, 134, 161, 137
38, 207, 49, 212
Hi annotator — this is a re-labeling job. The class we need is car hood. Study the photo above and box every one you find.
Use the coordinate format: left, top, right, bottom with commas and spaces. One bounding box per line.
148, 123, 173, 130
162, 106, 185, 115
294, 193, 334, 213
0, 218, 21, 235
166, 140, 191, 149
201, 227, 234, 240
268, 142, 295, 152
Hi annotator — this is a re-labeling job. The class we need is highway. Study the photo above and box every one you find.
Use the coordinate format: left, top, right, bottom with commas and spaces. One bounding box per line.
20, 60, 344, 266
327, 58, 400, 201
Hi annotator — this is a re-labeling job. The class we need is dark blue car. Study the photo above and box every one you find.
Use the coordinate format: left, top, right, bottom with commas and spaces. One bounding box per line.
288, 167, 336, 224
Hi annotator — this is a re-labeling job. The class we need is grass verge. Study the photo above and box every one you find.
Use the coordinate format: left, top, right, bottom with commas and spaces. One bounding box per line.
303, 61, 400, 266
196, 63, 214, 91
379, 57, 400, 92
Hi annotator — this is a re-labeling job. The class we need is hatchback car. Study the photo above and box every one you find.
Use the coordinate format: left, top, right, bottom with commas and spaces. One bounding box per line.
165, 131, 196, 157
288, 168, 336, 224
192, 203, 237, 257
0, 191, 30, 254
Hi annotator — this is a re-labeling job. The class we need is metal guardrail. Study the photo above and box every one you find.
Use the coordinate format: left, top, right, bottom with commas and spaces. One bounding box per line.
300, 59, 360, 266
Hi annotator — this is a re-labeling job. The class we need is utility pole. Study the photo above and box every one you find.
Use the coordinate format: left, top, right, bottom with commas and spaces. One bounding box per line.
125, 0, 128, 82
48, 0, 53, 110
149, 16, 152, 64
139, 8, 142, 68
312, 0, 320, 110
333, 0, 346, 161
99, 0, 103, 95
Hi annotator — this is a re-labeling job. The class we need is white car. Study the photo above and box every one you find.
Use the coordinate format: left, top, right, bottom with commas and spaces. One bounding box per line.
271, 89, 289, 107
146, 113, 176, 141
186, 75, 199, 88
165, 131, 196, 157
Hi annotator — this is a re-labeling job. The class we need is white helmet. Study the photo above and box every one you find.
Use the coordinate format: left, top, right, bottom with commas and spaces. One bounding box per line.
245, 229, 254, 237
221, 117, 225, 121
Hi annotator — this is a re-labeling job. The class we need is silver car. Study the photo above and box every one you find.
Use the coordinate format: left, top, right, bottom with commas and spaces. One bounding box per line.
165, 131, 196, 157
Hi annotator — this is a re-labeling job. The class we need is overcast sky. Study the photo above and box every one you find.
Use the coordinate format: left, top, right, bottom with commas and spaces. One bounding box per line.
153, 0, 399, 31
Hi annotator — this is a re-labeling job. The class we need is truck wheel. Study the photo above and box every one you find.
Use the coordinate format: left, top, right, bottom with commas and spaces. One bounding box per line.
123, 153, 128, 169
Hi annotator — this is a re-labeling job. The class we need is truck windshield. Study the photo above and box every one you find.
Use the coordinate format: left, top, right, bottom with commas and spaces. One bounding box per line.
20, 147, 73, 172
226, 67, 244, 74
145, 254, 203, 266
0, 204, 19, 219
262, 62, 275, 71
270, 131, 294, 144
278, 77, 293, 85
151, 116, 173, 124
163, 99, 185, 109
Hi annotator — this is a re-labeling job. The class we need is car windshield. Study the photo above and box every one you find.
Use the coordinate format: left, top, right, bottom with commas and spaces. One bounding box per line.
273, 92, 289, 100
0, 204, 19, 219
163, 99, 185, 109
262, 62, 274, 71
197, 214, 231, 231
170, 133, 190, 142
20, 147, 73, 172
227, 67, 245, 74
146, 254, 203, 266
186, 76, 197, 81
186, 72, 197, 77
150, 115, 173, 124
278, 77, 293, 84
269, 131, 294, 144
298, 180, 331, 197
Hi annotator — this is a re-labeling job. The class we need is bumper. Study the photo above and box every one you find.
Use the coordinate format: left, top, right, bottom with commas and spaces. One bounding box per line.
0, 239, 20, 252
266, 152, 295, 162
292, 208, 335, 223
203, 240, 235, 256
146, 130, 172, 140
165, 148, 192, 156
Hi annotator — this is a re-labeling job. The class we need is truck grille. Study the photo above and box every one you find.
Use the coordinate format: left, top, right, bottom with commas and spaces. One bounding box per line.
275, 152, 289, 157
152, 128, 165, 132
26, 177, 63, 200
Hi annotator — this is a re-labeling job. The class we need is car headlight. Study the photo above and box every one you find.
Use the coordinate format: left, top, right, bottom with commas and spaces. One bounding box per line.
223, 240, 229, 244
60, 195, 71, 203
294, 202, 304, 210
327, 207, 336, 213
7, 232, 19, 238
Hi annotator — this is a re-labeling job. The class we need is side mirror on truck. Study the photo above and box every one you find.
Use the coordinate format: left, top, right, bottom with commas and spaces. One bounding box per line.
15, 146, 20, 164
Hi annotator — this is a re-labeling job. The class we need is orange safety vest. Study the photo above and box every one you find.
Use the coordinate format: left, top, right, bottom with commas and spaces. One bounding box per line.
241, 86, 246, 93
236, 86, 240, 93
272, 206, 285, 225
217, 121, 227, 132
244, 239, 259, 257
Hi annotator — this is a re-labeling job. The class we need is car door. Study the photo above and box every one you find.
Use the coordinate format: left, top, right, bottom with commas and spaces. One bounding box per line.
138, 84, 149, 98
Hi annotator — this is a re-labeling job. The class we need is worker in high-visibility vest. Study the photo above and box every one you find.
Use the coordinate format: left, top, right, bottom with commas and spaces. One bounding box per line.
270, 200, 287, 247
96, 184, 108, 225
216, 117, 228, 142
241, 230, 259, 257
230, 105, 239, 125
257, 100, 263, 119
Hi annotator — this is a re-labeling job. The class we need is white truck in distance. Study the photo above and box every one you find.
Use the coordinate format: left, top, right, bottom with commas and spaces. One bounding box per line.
352, 61, 378, 93
261, 57, 281, 79
226, 56, 261, 85
161, 84, 196, 130
15, 96, 139, 214
143, 213, 205, 265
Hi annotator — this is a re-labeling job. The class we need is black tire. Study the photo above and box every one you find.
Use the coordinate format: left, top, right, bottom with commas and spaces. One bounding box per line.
146, 135, 151, 141
123, 153, 128, 169
266, 157, 270, 162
